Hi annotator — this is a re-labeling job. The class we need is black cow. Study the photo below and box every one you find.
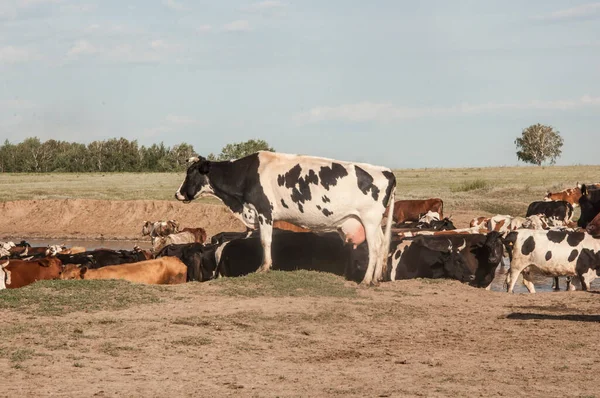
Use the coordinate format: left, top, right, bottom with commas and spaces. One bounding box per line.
387, 232, 504, 287
385, 235, 474, 283
54, 248, 150, 269
155, 243, 218, 282
209, 231, 254, 246
578, 184, 600, 228
415, 218, 456, 231
216, 230, 366, 283
526, 200, 573, 223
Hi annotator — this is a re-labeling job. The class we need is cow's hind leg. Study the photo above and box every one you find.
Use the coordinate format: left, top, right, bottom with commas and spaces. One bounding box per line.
506, 264, 526, 294
521, 269, 536, 293
257, 221, 273, 273
361, 221, 383, 286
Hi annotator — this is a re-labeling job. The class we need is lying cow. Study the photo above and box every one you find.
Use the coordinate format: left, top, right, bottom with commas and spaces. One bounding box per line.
1, 257, 63, 289
526, 200, 573, 223
142, 220, 180, 243
60, 257, 187, 285
578, 185, 600, 228
155, 243, 218, 282
386, 236, 473, 283
216, 230, 366, 283
152, 231, 202, 253
388, 232, 503, 288
52, 247, 151, 269
503, 229, 600, 293
392, 198, 444, 225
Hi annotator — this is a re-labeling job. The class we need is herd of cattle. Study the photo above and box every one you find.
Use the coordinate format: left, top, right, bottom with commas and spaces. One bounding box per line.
2, 181, 600, 293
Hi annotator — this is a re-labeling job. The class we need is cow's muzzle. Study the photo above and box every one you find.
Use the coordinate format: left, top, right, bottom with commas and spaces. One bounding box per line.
175, 192, 190, 203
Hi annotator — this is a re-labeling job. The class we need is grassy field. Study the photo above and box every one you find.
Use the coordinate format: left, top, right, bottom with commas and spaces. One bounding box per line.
2, 165, 600, 216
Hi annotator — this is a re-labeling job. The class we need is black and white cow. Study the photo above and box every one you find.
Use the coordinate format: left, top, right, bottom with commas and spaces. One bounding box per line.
503, 229, 600, 293
155, 242, 218, 282
175, 151, 396, 284
525, 201, 573, 223
578, 185, 600, 228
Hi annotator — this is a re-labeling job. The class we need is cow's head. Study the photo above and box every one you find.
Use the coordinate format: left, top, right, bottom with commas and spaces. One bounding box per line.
501, 231, 519, 262
175, 156, 214, 202
468, 231, 504, 288
141, 221, 154, 236
586, 212, 600, 237
415, 237, 475, 283
60, 264, 85, 280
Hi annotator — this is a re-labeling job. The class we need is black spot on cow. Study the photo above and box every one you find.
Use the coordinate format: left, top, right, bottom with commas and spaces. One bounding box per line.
567, 232, 585, 247
277, 174, 285, 187
258, 215, 264, 224
568, 249, 579, 262
545, 251, 552, 261
322, 195, 330, 203
382, 170, 396, 207
298, 203, 304, 213
547, 230, 567, 244
322, 208, 333, 217
282, 164, 302, 189
354, 166, 380, 201
575, 249, 600, 288
394, 249, 402, 260
521, 236, 536, 255
316, 205, 322, 210
281, 199, 289, 208
305, 169, 319, 185
319, 163, 348, 190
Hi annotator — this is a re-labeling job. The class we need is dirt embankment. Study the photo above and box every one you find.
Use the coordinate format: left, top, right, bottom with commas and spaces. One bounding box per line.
0, 199, 246, 241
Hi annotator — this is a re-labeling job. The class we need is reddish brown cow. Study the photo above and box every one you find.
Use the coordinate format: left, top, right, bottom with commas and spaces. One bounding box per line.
2, 257, 63, 289
273, 220, 311, 233
60, 257, 187, 285
585, 211, 600, 237
180, 227, 208, 244
391, 199, 444, 224
470, 217, 490, 228
544, 187, 582, 206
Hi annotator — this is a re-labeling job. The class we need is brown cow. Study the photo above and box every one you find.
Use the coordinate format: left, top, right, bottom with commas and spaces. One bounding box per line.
180, 227, 208, 243
585, 211, 600, 237
60, 257, 187, 285
273, 220, 311, 233
470, 216, 490, 228
544, 187, 582, 207
391, 199, 443, 224
2, 257, 63, 289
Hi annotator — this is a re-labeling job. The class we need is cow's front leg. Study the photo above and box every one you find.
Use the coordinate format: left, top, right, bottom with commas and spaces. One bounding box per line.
257, 220, 273, 273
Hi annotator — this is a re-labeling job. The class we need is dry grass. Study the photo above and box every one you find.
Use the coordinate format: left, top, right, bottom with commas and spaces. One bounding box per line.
1, 165, 599, 216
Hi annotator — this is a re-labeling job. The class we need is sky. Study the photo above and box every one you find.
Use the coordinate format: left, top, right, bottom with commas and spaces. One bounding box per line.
0, 0, 599, 168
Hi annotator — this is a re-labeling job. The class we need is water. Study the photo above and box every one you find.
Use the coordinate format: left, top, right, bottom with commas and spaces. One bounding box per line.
6, 238, 598, 293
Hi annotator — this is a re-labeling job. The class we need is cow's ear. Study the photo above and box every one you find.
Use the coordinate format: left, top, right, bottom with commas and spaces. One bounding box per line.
581, 184, 588, 196
198, 160, 211, 174
80, 266, 88, 276
39, 258, 50, 267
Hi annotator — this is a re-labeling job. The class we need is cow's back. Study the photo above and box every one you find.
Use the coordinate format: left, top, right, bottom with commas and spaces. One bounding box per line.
85, 257, 187, 284
4, 258, 63, 288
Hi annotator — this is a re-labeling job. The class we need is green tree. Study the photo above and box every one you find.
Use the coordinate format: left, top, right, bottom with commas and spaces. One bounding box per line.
209, 139, 274, 161
515, 124, 564, 166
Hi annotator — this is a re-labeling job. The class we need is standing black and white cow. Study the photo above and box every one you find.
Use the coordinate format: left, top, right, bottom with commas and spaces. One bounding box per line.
175, 151, 396, 284
525, 201, 573, 223
503, 229, 600, 293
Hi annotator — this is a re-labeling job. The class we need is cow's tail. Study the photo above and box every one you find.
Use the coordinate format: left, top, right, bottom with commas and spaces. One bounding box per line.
381, 187, 396, 281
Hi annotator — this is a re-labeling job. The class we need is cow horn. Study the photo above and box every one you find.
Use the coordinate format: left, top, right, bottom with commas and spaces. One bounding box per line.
448, 215, 453, 220
187, 157, 200, 163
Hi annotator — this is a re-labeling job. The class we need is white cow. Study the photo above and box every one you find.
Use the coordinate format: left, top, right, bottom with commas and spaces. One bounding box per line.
175, 151, 396, 285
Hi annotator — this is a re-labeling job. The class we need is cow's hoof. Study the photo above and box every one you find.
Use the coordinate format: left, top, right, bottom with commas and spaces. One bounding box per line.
257, 266, 271, 273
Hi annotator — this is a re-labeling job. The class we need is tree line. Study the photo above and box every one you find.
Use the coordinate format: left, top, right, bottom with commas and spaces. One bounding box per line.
0, 137, 195, 172
0, 137, 275, 173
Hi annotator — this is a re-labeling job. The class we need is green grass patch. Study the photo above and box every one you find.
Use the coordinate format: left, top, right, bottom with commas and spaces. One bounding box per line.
450, 179, 489, 192
210, 270, 357, 298
0, 280, 161, 316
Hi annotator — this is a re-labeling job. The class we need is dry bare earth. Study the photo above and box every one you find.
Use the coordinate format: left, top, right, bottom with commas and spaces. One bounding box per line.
0, 274, 599, 397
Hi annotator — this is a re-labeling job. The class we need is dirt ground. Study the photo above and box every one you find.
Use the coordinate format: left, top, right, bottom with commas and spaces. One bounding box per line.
1, 199, 599, 397
1, 277, 599, 397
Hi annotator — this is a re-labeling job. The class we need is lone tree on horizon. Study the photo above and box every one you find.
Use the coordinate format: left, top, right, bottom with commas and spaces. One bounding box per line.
515, 123, 563, 166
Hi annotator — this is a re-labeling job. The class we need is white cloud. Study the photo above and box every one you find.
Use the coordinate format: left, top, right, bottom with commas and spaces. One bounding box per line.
532, 3, 600, 21
67, 40, 97, 56
163, 0, 186, 11
223, 20, 252, 32
197, 24, 212, 33
0, 46, 39, 64
296, 96, 600, 124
